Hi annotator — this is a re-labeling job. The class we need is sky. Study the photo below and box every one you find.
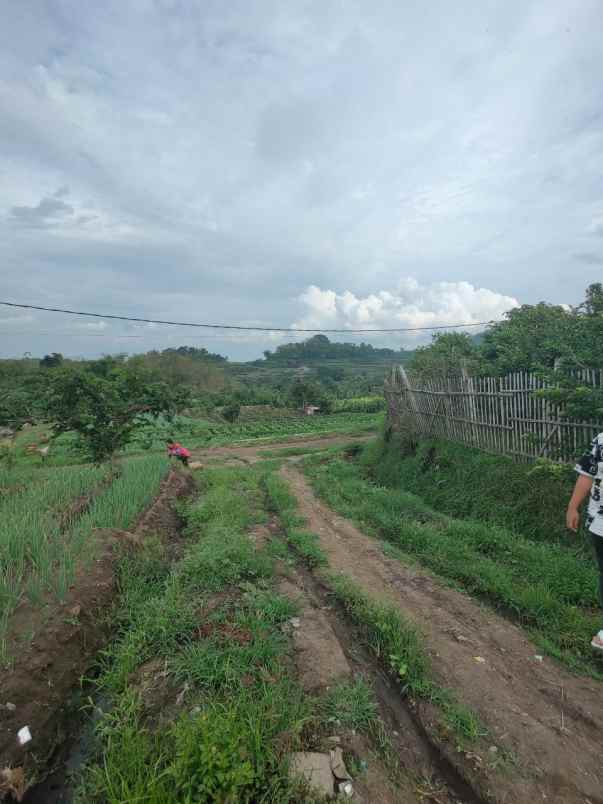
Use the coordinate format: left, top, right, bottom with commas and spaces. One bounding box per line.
1, 0, 602, 360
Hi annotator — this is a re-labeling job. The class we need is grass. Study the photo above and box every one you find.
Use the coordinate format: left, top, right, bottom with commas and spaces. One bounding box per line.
319, 677, 378, 731
327, 575, 486, 743
0, 454, 169, 664
263, 471, 487, 745
76, 464, 316, 803
303, 447, 603, 676
363, 433, 580, 545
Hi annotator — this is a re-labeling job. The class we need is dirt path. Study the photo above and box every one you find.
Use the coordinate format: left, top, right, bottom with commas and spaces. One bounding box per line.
277, 556, 489, 804
281, 464, 603, 804
189, 432, 373, 465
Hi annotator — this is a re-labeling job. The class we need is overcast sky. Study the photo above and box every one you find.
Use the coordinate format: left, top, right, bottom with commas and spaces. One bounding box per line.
1, 1, 602, 360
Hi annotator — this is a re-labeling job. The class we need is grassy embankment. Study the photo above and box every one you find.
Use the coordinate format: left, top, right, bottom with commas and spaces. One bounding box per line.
301, 434, 603, 676
75, 464, 384, 803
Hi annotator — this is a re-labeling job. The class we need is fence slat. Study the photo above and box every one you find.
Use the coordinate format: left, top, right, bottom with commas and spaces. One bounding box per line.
384, 367, 603, 464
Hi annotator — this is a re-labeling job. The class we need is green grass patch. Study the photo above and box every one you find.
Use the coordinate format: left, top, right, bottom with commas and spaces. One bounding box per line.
362, 433, 580, 545
319, 677, 378, 731
304, 451, 603, 676
77, 464, 315, 802
327, 574, 486, 742
287, 530, 328, 568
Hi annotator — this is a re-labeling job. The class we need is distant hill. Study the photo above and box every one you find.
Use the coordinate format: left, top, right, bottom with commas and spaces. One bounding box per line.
160, 346, 228, 363
257, 334, 411, 367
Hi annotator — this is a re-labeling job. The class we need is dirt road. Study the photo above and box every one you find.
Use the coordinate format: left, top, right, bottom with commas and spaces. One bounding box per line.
279, 464, 603, 804
189, 432, 374, 465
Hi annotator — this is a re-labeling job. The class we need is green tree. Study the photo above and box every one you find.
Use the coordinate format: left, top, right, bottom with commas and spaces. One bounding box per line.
409, 333, 479, 379
287, 379, 333, 411
577, 282, 603, 316
479, 303, 572, 374
45, 364, 186, 462
40, 352, 64, 368
221, 402, 241, 423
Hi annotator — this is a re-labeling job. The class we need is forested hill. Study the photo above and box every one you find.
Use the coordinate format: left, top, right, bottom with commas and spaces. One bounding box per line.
256, 334, 410, 366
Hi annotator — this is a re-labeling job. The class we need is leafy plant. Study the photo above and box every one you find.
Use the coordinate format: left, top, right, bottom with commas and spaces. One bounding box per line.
44, 364, 187, 463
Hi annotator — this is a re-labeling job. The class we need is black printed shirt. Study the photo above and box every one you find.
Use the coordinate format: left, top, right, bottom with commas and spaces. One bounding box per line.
575, 432, 603, 537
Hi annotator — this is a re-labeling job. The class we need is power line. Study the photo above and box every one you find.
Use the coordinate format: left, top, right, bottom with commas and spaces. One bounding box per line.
0, 301, 495, 334
0, 329, 308, 341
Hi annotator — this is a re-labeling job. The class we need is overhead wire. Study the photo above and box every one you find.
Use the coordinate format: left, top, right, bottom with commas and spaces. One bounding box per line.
0, 301, 497, 334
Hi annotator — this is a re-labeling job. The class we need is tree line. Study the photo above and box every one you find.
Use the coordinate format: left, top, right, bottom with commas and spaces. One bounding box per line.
407, 283, 603, 421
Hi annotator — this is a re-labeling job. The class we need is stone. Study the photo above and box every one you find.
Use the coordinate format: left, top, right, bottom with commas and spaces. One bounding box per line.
288, 752, 334, 798
290, 617, 301, 629
17, 726, 32, 746
330, 747, 351, 781
339, 781, 354, 797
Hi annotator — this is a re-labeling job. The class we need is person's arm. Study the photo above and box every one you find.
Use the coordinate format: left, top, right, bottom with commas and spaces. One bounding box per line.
566, 474, 593, 531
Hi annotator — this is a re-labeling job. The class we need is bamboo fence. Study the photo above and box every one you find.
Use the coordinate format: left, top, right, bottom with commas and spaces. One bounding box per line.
384, 367, 603, 462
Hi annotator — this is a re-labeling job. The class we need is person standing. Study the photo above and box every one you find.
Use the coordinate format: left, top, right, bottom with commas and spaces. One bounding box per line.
566, 432, 603, 651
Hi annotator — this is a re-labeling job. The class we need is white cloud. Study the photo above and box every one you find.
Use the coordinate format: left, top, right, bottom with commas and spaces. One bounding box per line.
293, 279, 519, 344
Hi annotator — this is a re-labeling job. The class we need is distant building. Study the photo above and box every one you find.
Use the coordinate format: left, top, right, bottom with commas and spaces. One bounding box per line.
303, 405, 321, 416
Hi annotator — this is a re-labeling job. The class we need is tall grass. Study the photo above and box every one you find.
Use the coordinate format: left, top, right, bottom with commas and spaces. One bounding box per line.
363, 434, 578, 544
0, 455, 169, 659
0, 463, 112, 612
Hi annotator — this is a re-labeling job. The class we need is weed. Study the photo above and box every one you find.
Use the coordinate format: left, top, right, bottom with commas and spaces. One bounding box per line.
288, 530, 328, 568
319, 677, 378, 731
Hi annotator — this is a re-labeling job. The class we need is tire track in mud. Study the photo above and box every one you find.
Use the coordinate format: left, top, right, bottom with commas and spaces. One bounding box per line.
276, 555, 483, 804
280, 463, 603, 804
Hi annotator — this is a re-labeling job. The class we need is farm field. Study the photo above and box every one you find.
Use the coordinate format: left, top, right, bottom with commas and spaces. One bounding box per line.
3, 410, 382, 469
128, 410, 383, 452
1, 433, 602, 804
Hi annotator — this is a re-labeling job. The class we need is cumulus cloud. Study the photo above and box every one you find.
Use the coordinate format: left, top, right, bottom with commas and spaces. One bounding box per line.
293, 279, 520, 344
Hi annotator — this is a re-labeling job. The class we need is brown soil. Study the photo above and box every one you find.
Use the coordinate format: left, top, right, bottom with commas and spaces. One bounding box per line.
276, 561, 471, 803
0, 468, 194, 798
280, 464, 603, 804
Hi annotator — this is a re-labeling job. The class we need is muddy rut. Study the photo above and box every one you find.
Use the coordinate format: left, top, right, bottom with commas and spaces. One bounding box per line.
280, 464, 603, 804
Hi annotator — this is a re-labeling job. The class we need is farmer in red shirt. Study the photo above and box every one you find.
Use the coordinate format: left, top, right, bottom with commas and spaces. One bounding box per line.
166, 439, 191, 467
